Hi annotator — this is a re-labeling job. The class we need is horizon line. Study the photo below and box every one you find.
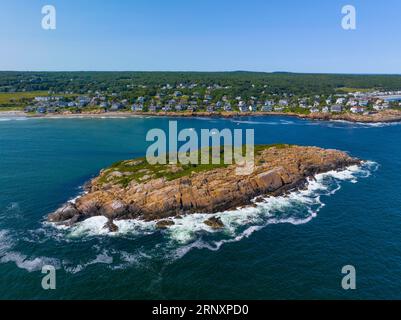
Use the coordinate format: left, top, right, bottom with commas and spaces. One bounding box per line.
1, 70, 401, 76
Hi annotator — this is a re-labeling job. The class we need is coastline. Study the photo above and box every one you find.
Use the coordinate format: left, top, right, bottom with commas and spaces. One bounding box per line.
48, 145, 361, 231
1, 109, 401, 123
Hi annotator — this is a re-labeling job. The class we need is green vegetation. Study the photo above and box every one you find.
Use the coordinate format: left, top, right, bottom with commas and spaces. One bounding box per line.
335, 87, 374, 93
98, 144, 291, 187
1, 71, 401, 97
0, 91, 49, 109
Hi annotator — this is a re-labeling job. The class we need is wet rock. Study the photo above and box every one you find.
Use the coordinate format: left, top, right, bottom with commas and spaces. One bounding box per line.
155, 220, 175, 229
204, 216, 224, 229
104, 219, 119, 232
48, 203, 78, 222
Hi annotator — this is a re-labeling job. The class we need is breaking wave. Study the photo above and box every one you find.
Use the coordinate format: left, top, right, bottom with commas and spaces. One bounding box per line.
0, 161, 378, 273
57, 161, 378, 269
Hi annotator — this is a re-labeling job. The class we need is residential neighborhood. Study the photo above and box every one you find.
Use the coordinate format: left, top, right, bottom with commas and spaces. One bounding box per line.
21, 84, 401, 116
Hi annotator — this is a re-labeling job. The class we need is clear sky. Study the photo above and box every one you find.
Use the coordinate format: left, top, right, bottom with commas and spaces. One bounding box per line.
1, 0, 400, 73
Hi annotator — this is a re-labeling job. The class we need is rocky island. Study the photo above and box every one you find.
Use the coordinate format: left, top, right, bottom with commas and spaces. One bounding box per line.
48, 145, 361, 231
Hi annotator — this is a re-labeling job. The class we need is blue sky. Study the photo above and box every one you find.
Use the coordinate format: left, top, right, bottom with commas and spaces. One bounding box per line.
1, 0, 400, 73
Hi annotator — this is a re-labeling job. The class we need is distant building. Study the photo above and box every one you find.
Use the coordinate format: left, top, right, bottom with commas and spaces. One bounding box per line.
248, 105, 257, 112
261, 105, 272, 112
330, 105, 342, 113
336, 98, 346, 104
239, 104, 248, 112
207, 105, 215, 113
149, 105, 158, 112
36, 106, 47, 114
278, 99, 289, 106
110, 103, 124, 111
223, 103, 232, 112
131, 104, 143, 112
24, 106, 35, 113
350, 106, 365, 114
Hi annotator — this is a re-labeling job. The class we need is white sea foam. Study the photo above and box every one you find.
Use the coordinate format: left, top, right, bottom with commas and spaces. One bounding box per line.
0, 117, 29, 122
0, 229, 62, 272
64, 250, 113, 274
0, 252, 61, 272
33, 160, 378, 272
58, 161, 377, 252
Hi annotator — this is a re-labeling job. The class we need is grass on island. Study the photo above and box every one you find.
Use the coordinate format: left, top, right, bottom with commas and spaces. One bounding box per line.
98, 144, 291, 187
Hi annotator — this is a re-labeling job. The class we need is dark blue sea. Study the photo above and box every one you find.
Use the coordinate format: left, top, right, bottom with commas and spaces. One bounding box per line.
0, 115, 400, 299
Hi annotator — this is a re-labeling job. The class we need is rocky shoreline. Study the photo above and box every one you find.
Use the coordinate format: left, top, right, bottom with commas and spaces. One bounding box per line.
48, 145, 361, 232
2, 109, 401, 123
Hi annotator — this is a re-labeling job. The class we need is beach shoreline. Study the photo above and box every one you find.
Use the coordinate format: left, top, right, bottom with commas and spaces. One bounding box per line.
1, 109, 401, 123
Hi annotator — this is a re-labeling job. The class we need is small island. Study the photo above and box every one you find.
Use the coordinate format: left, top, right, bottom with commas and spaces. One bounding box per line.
48, 145, 361, 231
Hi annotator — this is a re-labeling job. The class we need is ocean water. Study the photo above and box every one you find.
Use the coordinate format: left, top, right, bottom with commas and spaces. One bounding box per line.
0, 115, 400, 299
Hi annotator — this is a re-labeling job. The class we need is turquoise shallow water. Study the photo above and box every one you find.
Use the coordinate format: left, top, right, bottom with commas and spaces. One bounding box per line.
0, 115, 400, 299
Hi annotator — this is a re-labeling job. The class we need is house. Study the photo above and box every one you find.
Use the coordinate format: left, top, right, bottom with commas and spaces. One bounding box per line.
238, 101, 246, 108
223, 103, 232, 112
187, 105, 196, 112
264, 100, 274, 107
350, 106, 365, 114
207, 105, 215, 113
335, 98, 346, 105
310, 108, 320, 113
330, 105, 342, 113
347, 99, 358, 107
47, 107, 58, 113
248, 105, 257, 112
261, 104, 272, 112
110, 103, 124, 111
149, 105, 158, 112
77, 96, 90, 107
373, 104, 387, 111
24, 106, 36, 113
358, 100, 369, 107
239, 104, 248, 112
278, 99, 289, 106
99, 102, 109, 108
36, 107, 47, 114
131, 104, 143, 112
274, 106, 284, 112
299, 102, 307, 108
57, 101, 68, 108
322, 106, 329, 113
34, 96, 51, 102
